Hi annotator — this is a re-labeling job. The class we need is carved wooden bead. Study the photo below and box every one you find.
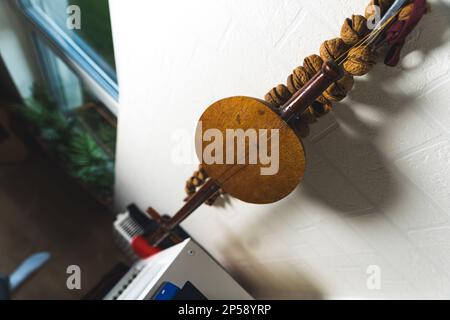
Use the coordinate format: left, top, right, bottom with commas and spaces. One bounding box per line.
265, 84, 292, 107
287, 74, 297, 94
196, 170, 206, 181
341, 15, 369, 45
316, 94, 331, 105
184, 165, 211, 199
185, 183, 196, 194
303, 54, 323, 77
192, 177, 201, 186
323, 75, 355, 102
312, 103, 333, 117
320, 38, 348, 61
344, 47, 377, 76
287, 66, 310, 94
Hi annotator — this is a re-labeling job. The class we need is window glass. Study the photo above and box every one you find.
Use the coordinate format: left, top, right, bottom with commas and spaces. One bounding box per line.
34, 35, 84, 110
15, 0, 117, 203
29, 0, 116, 73
24, 39, 117, 203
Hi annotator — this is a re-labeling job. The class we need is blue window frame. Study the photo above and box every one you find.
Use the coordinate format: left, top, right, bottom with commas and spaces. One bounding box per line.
8, 0, 118, 202
15, 0, 119, 102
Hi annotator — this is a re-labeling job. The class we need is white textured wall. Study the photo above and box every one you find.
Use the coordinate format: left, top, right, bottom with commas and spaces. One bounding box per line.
0, 0, 41, 98
110, 0, 450, 299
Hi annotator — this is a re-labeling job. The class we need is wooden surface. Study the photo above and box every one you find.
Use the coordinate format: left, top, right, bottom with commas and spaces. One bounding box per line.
0, 108, 28, 163
197, 96, 306, 204
0, 153, 125, 299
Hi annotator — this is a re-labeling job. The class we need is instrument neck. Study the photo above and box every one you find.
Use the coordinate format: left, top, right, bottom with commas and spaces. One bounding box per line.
279, 60, 343, 121
147, 61, 343, 247
146, 179, 221, 246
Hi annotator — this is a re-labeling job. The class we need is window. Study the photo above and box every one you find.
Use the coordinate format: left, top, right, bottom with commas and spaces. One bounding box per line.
11, 0, 118, 204
16, 0, 118, 106
21, 40, 117, 203
33, 36, 84, 110
30, 0, 116, 70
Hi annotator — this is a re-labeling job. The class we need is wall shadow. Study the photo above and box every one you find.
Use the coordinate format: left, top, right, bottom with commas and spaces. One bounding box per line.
216, 2, 450, 299
300, 1, 450, 216
217, 226, 325, 300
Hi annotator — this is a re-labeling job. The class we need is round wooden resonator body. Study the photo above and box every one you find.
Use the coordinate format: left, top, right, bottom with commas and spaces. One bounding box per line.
196, 96, 306, 204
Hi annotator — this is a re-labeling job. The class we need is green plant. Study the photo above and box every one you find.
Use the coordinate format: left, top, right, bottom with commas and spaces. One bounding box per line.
20, 98, 71, 143
97, 123, 117, 154
68, 131, 114, 196
16, 85, 116, 201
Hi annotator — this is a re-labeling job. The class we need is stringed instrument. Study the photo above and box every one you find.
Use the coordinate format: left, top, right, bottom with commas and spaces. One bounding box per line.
142, 0, 428, 248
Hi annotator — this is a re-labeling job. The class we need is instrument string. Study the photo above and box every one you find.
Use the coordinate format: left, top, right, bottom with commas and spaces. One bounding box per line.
203, 7, 404, 191
335, 13, 399, 65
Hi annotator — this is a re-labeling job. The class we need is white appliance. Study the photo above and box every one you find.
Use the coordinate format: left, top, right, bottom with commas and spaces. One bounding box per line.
104, 239, 253, 300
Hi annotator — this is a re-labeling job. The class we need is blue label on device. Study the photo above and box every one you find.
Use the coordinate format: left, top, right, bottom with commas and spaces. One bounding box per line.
153, 282, 180, 300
